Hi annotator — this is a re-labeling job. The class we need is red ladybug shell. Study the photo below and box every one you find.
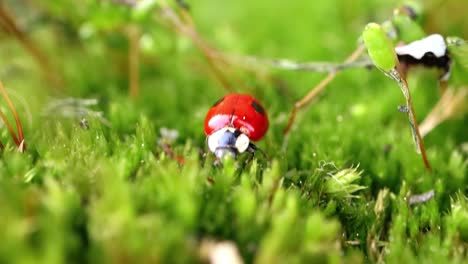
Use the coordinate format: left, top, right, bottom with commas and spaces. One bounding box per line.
204, 94, 269, 141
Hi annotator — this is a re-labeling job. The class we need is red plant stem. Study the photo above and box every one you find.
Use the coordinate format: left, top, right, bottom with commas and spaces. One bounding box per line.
0, 110, 19, 145
388, 67, 431, 172
400, 77, 431, 172
0, 82, 25, 150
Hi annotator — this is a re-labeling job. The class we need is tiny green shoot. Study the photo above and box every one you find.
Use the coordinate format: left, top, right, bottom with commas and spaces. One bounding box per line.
362, 22, 396, 71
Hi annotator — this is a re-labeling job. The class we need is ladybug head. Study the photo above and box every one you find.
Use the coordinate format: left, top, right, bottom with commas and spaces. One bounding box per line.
207, 127, 251, 160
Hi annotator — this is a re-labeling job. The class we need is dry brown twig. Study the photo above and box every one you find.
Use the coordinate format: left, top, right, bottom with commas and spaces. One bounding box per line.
161, 4, 277, 95
284, 45, 367, 135
159, 5, 235, 92
127, 25, 141, 98
224, 53, 374, 73
0, 4, 62, 89
420, 87, 468, 137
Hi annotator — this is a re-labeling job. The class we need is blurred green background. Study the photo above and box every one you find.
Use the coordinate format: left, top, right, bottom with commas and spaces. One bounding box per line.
0, 0, 467, 263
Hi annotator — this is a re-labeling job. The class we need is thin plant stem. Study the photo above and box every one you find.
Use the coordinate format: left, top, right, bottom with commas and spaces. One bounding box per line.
127, 25, 140, 99
0, 110, 19, 145
0, 4, 62, 89
160, 6, 234, 92
0, 81, 25, 151
225, 54, 373, 73
284, 45, 366, 135
385, 69, 431, 171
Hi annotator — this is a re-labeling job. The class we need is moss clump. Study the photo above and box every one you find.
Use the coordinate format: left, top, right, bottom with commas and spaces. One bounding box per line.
0, 0, 466, 263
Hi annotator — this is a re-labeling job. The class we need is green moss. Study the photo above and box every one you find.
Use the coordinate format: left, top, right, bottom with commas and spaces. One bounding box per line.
0, 0, 466, 263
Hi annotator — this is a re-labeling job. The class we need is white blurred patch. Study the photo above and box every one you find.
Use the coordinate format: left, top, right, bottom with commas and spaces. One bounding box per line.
207, 127, 228, 152
160, 127, 179, 142
395, 34, 446, 59
235, 133, 250, 153
200, 240, 243, 264
42, 97, 111, 127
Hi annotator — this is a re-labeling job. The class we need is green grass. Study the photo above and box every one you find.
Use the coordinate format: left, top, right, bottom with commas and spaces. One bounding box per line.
0, 0, 467, 263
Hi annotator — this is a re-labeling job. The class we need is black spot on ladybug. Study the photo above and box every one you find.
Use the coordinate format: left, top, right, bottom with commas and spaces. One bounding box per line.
251, 100, 266, 115
212, 97, 225, 107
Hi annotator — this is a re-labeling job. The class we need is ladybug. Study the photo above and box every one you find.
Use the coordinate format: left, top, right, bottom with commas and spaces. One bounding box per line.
204, 94, 269, 159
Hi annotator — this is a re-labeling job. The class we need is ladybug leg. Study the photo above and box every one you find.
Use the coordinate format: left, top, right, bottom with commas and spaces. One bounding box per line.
247, 143, 267, 159
246, 142, 257, 154
240, 143, 258, 166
